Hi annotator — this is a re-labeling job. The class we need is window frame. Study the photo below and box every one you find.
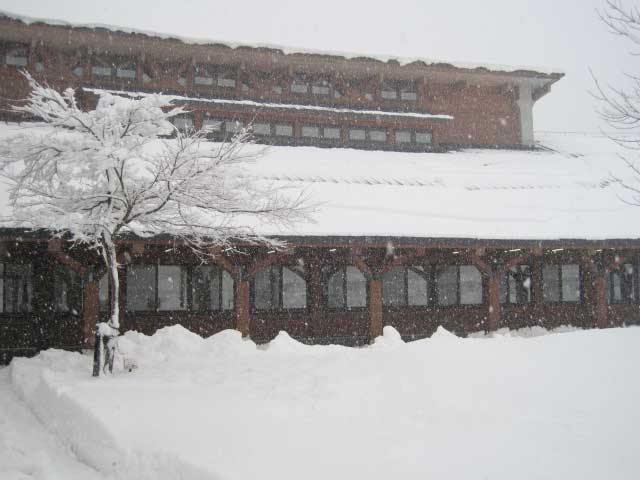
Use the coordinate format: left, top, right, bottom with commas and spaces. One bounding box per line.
301, 124, 342, 142
323, 265, 368, 311
500, 265, 533, 306
348, 127, 389, 145
251, 265, 308, 312
124, 263, 234, 313
607, 262, 638, 305
542, 263, 583, 304
0, 262, 34, 314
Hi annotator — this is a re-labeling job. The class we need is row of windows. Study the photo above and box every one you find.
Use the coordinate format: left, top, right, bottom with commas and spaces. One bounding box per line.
0, 261, 588, 315
0, 263, 80, 314
172, 116, 433, 146
2, 44, 419, 103
100, 265, 235, 312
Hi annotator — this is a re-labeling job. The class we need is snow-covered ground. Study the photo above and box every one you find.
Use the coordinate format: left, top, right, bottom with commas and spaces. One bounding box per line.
6, 325, 640, 480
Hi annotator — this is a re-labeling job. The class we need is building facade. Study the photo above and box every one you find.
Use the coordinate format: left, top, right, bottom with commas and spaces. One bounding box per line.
1, 14, 639, 365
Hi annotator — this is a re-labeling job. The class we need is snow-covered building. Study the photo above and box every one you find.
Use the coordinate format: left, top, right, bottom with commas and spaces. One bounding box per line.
1, 12, 639, 364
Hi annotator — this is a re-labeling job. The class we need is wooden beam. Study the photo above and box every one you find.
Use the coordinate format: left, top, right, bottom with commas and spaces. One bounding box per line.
487, 275, 501, 331
83, 280, 100, 349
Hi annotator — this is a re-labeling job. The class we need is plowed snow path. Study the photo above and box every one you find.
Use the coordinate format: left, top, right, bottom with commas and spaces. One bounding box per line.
0, 368, 107, 480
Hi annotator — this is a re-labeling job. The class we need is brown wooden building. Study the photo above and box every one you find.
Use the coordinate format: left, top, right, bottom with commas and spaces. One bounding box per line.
1, 13, 639, 365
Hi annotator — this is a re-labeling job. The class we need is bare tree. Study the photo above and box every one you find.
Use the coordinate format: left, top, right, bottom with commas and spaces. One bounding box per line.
593, 1, 640, 202
0, 73, 309, 376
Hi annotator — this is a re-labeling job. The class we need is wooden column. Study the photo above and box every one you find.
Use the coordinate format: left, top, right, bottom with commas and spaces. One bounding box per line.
83, 280, 100, 349
235, 267, 251, 337
487, 274, 501, 331
369, 275, 383, 342
308, 258, 324, 338
595, 271, 609, 329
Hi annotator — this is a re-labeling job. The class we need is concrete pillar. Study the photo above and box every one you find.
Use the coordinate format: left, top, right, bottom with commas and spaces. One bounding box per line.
517, 82, 534, 147
369, 276, 383, 342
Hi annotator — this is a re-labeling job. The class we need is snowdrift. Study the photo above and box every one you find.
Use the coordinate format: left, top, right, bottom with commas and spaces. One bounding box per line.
9, 325, 640, 480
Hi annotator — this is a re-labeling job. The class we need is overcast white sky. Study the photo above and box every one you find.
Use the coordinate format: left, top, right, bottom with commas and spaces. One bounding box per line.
0, 0, 634, 133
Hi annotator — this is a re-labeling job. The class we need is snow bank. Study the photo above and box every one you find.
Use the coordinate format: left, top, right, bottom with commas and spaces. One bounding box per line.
9, 325, 640, 480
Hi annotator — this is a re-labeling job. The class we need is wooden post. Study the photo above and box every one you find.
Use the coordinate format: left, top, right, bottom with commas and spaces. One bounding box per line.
595, 272, 609, 329
83, 280, 100, 349
487, 274, 501, 331
235, 267, 251, 337
369, 275, 383, 342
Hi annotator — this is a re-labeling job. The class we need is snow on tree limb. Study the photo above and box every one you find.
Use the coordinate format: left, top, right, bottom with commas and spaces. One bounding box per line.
0, 72, 312, 375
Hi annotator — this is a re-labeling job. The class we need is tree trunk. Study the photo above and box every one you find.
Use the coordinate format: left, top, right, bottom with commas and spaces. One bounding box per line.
92, 231, 120, 377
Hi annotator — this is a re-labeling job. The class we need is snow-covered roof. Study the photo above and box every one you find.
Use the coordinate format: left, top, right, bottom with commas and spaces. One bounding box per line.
0, 121, 637, 242
0, 10, 562, 78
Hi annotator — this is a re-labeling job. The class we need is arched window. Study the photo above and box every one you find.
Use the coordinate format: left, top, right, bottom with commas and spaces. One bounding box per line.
324, 266, 367, 309
252, 265, 307, 310
382, 266, 429, 307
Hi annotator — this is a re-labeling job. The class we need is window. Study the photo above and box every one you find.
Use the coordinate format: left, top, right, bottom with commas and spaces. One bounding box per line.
380, 81, 418, 101
272, 85, 283, 95
253, 265, 307, 310
543, 264, 581, 303
396, 130, 412, 143
324, 127, 341, 140
202, 117, 224, 131
291, 82, 308, 94
126, 264, 233, 312
116, 67, 137, 79
52, 265, 81, 314
192, 266, 234, 311
608, 263, 636, 304
5, 46, 28, 67
435, 265, 482, 306
500, 265, 532, 305
178, 76, 187, 87
416, 131, 433, 144
92, 65, 113, 77
302, 125, 341, 140
171, 116, 194, 132
275, 124, 294, 137
301, 125, 320, 138
194, 65, 214, 86
252, 123, 272, 136
0, 263, 33, 313
217, 77, 236, 88
348, 128, 388, 143
225, 120, 245, 134
72, 65, 84, 77
324, 266, 367, 309
369, 130, 387, 142
312, 84, 330, 95
383, 266, 430, 307
349, 129, 366, 141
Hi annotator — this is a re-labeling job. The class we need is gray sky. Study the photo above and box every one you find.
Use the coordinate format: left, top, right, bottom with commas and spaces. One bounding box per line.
0, 0, 633, 133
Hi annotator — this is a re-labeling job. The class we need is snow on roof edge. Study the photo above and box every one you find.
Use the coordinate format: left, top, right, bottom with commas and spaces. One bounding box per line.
0, 9, 564, 77
84, 88, 454, 121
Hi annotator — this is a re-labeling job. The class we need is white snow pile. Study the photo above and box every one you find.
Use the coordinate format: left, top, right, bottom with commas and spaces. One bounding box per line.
7, 325, 640, 480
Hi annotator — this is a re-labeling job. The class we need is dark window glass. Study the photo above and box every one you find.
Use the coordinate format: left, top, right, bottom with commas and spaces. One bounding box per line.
543, 264, 581, 303
325, 266, 367, 309
253, 265, 307, 310
126, 265, 156, 311
158, 266, 187, 311
407, 266, 429, 306
608, 264, 636, 304
500, 265, 532, 304
192, 266, 234, 311
436, 266, 458, 306
382, 267, 406, 307
1, 263, 33, 313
